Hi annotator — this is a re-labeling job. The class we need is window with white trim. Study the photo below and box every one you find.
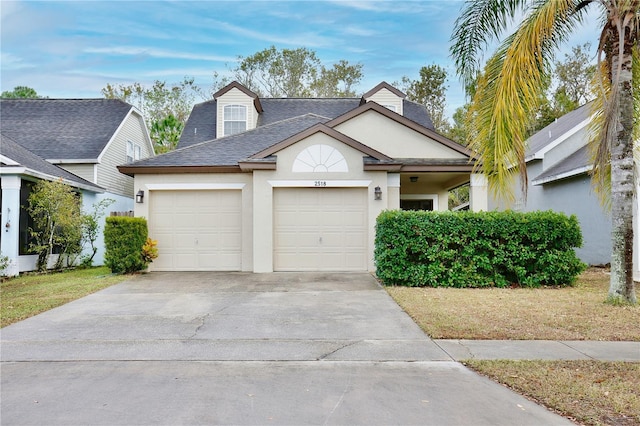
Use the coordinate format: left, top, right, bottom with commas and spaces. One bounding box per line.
382, 104, 397, 112
126, 140, 141, 163
223, 105, 247, 136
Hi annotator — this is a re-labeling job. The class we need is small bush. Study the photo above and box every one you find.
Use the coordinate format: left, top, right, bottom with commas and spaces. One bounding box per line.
103, 217, 149, 274
375, 210, 586, 287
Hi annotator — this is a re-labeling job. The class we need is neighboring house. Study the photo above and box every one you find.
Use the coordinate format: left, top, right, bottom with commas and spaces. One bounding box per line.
119, 81, 488, 273
488, 102, 640, 281
0, 99, 154, 276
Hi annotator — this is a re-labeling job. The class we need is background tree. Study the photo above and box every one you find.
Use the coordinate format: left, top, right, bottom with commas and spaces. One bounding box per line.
399, 64, 450, 132
27, 179, 83, 271
451, 0, 639, 304
1, 86, 42, 98
529, 43, 597, 133
102, 78, 203, 152
231, 46, 363, 97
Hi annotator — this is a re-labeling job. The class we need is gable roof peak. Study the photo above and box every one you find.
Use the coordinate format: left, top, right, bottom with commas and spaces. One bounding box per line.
361, 81, 406, 101
213, 81, 263, 113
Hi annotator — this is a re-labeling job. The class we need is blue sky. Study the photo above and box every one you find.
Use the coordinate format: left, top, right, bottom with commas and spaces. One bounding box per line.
1, 0, 600, 118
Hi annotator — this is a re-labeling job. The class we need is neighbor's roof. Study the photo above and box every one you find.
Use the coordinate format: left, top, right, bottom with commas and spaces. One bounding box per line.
0, 98, 134, 161
178, 98, 435, 149
0, 133, 104, 192
532, 145, 591, 185
525, 102, 593, 161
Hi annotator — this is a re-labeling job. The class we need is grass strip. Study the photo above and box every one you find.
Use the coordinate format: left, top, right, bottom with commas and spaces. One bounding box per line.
465, 360, 640, 426
1, 267, 127, 327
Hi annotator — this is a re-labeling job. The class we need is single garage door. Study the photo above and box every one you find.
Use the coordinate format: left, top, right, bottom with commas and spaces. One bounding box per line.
273, 187, 368, 271
149, 190, 242, 271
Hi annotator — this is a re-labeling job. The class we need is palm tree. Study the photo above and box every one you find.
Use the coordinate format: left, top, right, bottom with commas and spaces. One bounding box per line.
451, 0, 639, 304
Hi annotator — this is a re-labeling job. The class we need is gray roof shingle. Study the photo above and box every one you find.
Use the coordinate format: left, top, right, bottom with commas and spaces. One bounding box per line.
0, 133, 104, 191
129, 114, 329, 169
533, 145, 591, 183
178, 97, 435, 149
526, 102, 592, 158
0, 98, 133, 160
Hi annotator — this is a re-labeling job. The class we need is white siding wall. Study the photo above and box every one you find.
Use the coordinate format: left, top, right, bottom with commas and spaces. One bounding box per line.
365, 88, 403, 115
216, 88, 259, 137
59, 164, 96, 183
98, 113, 153, 197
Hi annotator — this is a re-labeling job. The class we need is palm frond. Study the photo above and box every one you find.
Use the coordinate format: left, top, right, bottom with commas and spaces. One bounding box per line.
468, 0, 588, 203
450, 0, 526, 93
588, 60, 612, 209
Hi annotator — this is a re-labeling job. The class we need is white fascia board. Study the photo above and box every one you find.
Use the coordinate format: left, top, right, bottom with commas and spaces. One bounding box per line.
0, 155, 20, 166
0, 167, 104, 192
531, 165, 592, 186
47, 159, 99, 164
528, 116, 592, 161
146, 183, 246, 191
0, 166, 27, 175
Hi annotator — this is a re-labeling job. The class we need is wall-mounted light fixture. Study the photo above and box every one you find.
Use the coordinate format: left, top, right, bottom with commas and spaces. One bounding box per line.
374, 186, 382, 201
410, 176, 418, 183
135, 190, 145, 204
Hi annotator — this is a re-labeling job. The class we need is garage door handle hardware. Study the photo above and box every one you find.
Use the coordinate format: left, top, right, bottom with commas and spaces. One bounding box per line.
319, 236, 322, 244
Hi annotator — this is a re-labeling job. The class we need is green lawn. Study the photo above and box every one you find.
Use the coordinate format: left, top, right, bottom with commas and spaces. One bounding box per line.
0, 267, 127, 327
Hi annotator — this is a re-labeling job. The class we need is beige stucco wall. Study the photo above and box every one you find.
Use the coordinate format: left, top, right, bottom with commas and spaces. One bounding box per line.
333, 110, 467, 159
252, 133, 391, 272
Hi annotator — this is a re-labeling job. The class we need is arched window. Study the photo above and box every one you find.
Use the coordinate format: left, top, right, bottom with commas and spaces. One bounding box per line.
292, 144, 348, 172
223, 105, 247, 136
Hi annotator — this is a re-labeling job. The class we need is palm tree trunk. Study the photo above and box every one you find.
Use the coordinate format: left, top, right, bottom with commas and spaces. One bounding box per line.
608, 22, 637, 304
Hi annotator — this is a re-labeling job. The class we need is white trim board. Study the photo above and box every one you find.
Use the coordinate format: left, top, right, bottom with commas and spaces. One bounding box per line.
145, 183, 246, 191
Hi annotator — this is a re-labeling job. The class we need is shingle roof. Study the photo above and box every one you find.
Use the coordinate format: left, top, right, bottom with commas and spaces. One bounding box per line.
526, 102, 592, 159
0, 133, 104, 192
123, 114, 329, 170
0, 98, 133, 160
532, 145, 591, 184
178, 97, 435, 149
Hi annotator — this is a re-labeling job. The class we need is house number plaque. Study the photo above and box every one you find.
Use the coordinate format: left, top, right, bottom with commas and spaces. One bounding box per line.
314, 181, 327, 187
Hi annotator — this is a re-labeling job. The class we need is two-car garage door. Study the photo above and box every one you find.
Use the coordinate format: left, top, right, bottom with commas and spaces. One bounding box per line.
148, 187, 368, 272
149, 190, 242, 271
273, 187, 368, 271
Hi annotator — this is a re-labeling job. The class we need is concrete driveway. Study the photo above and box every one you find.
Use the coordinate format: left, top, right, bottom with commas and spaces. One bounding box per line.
1, 272, 571, 425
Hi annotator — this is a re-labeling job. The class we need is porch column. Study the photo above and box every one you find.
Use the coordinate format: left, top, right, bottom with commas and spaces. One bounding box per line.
469, 173, 488, 212
387, 173, 400, 210
1, 176, 21, 276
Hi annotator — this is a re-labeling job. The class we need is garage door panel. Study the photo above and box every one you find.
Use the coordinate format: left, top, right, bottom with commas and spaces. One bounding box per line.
273, 188, 367, 271
149, 190, 242, 271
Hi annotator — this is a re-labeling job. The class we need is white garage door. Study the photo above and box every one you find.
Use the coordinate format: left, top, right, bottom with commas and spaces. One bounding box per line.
273, 187, 368, 271
149, 190, 242, 271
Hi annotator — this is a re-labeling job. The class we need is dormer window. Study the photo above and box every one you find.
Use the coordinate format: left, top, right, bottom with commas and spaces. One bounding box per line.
383, 105, 397, 112
223, 105, 247, 136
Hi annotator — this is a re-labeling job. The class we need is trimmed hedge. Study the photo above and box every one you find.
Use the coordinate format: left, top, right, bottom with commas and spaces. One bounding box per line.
375, 210, 586, 287
104, 217, 149, 274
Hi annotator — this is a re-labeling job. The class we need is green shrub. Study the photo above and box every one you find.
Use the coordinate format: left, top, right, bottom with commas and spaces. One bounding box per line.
103, 217, 149, 274
375, 210, 586, 288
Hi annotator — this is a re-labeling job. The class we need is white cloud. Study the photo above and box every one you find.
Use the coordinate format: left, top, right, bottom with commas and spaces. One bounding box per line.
84, 47, 235, 63
0, 52, 35, 70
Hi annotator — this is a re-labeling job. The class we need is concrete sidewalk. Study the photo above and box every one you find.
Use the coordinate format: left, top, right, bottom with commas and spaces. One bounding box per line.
435, 339, 640, 362
1, 272, 633, 425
